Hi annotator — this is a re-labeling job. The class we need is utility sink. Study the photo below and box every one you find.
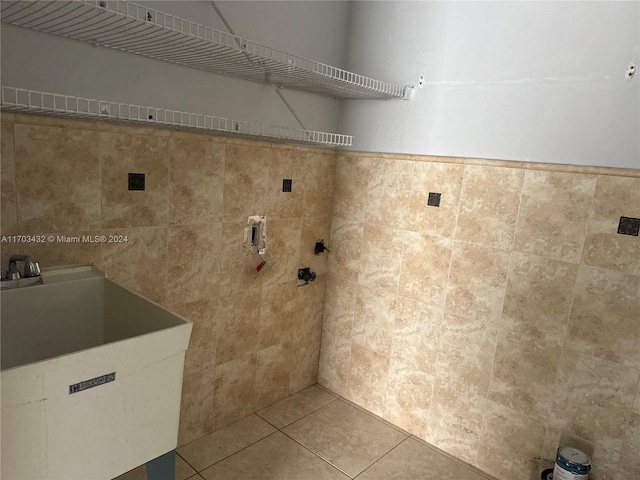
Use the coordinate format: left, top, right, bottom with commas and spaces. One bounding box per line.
1, 265, 192, 480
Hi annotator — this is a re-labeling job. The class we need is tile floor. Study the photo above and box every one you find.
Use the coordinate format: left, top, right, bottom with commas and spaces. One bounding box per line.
114, 385, 494, 480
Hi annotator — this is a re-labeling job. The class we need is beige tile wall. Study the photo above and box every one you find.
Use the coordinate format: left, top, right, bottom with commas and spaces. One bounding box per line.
319, 153, 640, 480
3, 112, 639, 480
0, 113, 335, 446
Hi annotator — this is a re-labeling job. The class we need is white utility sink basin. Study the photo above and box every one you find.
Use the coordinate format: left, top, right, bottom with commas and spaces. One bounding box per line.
1, 265, 192, 480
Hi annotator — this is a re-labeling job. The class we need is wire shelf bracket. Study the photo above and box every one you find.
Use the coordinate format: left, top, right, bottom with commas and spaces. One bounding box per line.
0, 86, 353, 147
0, 0, 413, 101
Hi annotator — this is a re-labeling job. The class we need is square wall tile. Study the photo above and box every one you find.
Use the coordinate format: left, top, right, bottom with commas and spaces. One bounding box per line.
353, 284, 396, 356
327, 218, 363, 281
213, 354, 258, 431
383, 359, 433, 436
15, 124, 101, 233
168, 298, 218, 377
267, 148, 305, 219
406, 161, 465, 238
391, 297, 442, 374
284, 331, 322, 395
216, 283, 261, 364
445, 241, 510, 325
551, 349, 639, 451
169, 136, 224, 225
303, 152, 336, 217
488, 328, 562, 419
101, 132, 169, 228
223, 144, 269, 223
333, 156, 372, 221
346, 343, 390, 417
358, 223, 404, 291
476, 401, 545, 480
254, 344, 290, 410
583, 176, 640, 275
167, 223, 222, 306
318, 275, 357, 396
178, 367, 215, 447
293, 274, 325, 336
398, 231, 452, 308
101, 227, 168, 304
365, 158, 413, 229
514, 171, 595, 263
623, 413, 640, 459
501, 252, 578, 342
456, 165, 524, 249
427, 380, 486, 465
258, 281, 296, 350
566, 265, 640, 367
435, 313, 499, 403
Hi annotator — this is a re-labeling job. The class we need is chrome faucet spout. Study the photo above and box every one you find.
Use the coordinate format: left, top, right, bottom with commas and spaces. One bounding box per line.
8, 254, 41, 278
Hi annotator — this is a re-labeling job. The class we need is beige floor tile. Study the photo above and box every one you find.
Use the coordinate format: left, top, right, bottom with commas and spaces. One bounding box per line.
200, 432, 349, 480
356, 437, 489, 480
112, 454, 196, 480
256, 385, 337, 428
177, 414, 276, 472
282, 399, 407, 477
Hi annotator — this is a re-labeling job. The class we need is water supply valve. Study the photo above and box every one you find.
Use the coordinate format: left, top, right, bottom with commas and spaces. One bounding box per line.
297, 267, 316, 286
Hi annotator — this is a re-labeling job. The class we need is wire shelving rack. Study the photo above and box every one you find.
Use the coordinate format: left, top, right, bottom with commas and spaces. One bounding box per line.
0, 0, 412, 100
0, 86, 353, 147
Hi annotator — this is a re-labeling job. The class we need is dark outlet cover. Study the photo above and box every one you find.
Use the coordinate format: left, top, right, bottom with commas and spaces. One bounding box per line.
128, 173, 145, 191
282, 179, 292, 192
617, 216, 640, 236
428, 192, 441, 207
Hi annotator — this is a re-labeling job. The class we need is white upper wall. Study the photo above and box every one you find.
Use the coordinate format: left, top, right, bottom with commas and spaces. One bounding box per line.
1, 1, 351, 134
342, 1, 640, 169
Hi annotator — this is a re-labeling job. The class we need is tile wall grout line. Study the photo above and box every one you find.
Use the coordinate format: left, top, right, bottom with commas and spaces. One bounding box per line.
194, 429, 282, 475
571, 173, 598, 267
408, 434, 498, 480
480, 166, 527, 438
544, 173, 602, 468
176, 451, 199, 476
277, 424, 356, 479
256, 394, 339, 430
282, 431, 356, 479
349, 435, 413, 479
331, 395, 412, 437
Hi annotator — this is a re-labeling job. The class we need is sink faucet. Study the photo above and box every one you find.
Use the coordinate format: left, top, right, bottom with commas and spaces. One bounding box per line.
6, 254, 41, 279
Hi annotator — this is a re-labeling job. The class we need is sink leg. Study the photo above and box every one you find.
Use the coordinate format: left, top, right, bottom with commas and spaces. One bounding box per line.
146, 450, 175, 480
